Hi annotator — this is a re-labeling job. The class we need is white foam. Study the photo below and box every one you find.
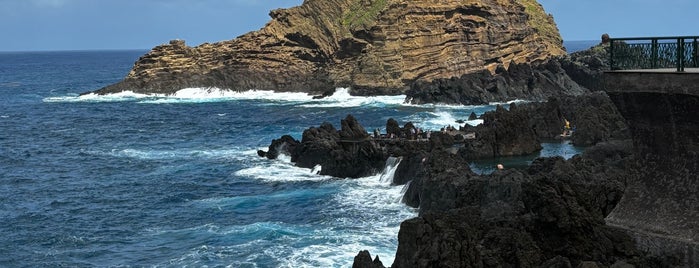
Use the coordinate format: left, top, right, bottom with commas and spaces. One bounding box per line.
223, 155, 415, 267
43, 91, 158, 103
300, 88, 406, 108
234, 154, 335, 183
142, 88, 318, 104
379, 157, 401, 184
43, 87, 408, 106
488, 99, 529, 106
466, 119, 484, 126
85, 148, 244, 161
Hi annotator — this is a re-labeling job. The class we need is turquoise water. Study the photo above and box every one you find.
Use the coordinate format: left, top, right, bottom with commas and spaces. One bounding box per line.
469, 140, 584, 174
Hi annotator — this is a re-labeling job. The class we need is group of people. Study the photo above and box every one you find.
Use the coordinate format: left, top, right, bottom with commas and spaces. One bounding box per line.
373, 126, 431, 141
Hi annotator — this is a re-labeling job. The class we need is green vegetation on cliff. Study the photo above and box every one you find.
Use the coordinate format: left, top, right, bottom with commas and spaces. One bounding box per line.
520, 0, 563, 45
341, 0, 388, 32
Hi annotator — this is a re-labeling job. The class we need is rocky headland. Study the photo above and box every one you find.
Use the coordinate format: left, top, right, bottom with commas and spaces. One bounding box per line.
90, 0, 566, 97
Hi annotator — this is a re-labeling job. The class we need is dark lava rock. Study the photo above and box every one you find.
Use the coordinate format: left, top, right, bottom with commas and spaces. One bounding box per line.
352, 250, 385, 268
468, 111, 478, 120
560, 92, 629, 146
385, 138, 671, 268
258, 134, 299, 159
385, 118, 402, 138
261, 115, 386, 178
400, 150, 476, 209
559, 44, 609, 92
406, 60, 587, 105
392, 152, 427, 186
509, 92, 630, 146
458, 104, 542, 159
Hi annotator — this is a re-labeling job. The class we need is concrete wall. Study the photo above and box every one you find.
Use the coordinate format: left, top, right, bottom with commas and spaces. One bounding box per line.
604, 71, 698, 267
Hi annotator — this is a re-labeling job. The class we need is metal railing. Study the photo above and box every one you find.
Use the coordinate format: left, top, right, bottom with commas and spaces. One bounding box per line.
610, 36, 699, 72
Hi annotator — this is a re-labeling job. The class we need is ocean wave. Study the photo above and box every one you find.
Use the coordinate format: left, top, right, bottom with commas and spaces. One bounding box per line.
42, 88, 527, 112
488, 99, 529, 106
42, 87, 406, 106
234, 154, 336, 183
167, 158, 415, 267
83, 148, 244, 160
299, 88, 406, 108
140, 88, 317, 104
43, 91, 158, 103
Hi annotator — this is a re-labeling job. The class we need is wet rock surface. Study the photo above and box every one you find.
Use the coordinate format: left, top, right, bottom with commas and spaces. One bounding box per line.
258, 114, 386, 178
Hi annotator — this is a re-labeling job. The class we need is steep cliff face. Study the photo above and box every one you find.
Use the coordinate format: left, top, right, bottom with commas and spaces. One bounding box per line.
94, 0, 564, 95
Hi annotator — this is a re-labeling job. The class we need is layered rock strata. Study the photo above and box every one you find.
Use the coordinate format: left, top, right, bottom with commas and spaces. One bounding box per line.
92, 0, 565, 96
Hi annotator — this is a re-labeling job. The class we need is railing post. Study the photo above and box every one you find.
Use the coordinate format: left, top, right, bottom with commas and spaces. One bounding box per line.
677, 38, 684, 72
610, 39, 615, 70
693, 38, 698, 68
651, 39, 658, 69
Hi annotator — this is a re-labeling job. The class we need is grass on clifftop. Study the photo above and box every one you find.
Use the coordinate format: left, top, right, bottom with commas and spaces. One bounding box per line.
520, 0, 563, 46
341, 0, 388, 32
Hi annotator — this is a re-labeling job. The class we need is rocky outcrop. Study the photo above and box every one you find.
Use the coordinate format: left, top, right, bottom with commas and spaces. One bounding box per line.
458, 103, 542, 159
403, 40, 612, 106
258, 115, 386, 178
91, 0, 565, 96
358, 140, 679, 267
559, 43, 609, 92
352, 250, 385, 268
406, 59, 586, 105
257, 135, 299, 159
512, 92, 630, 146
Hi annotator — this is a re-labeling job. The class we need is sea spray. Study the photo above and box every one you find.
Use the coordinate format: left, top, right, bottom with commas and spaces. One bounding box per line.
379, 157, 402, 184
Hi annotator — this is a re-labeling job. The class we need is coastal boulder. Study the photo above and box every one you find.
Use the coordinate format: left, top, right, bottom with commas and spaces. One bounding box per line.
262, 115, 386, 178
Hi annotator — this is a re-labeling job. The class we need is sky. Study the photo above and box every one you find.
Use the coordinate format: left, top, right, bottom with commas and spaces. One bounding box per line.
0, 0, 696, 51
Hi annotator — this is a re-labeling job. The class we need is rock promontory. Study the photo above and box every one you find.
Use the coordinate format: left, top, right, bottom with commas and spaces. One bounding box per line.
92, 0, 565, 96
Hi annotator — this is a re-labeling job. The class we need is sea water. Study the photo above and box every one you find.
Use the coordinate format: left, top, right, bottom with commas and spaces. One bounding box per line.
0, 49, 582, 267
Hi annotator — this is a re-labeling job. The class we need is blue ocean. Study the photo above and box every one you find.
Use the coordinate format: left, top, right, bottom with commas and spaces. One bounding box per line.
0, 42, 589, 267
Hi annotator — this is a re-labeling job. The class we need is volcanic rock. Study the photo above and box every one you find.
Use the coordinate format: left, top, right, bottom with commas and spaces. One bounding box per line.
512, 92, 630, 146
385, 142, 672, 268
260, 115, 386, 178
91, 0, 565, 96
352, 250, 385, 268
458, 104, 542, 159
258, 134, 299, 159
406, 60, 587, 105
